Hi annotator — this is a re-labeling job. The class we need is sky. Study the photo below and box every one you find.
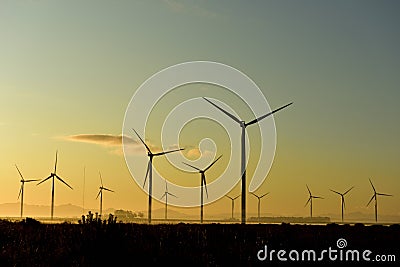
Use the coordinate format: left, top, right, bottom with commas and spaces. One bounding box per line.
0, 0, 399, 221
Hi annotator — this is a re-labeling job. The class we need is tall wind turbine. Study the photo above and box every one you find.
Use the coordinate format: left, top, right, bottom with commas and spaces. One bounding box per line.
367, 179, 392, 222
161, 178, 177, 220
250, 192, 269, 223
15, 165, 39, 218
37, 151, 73, 219
203, 97, 292, 224
183, 155, 222, 223
96, 172, 114, 217
330, 186, 354, 222
305, 184, 323, 218
225, 194, 240, 220
132, 128, 184, 224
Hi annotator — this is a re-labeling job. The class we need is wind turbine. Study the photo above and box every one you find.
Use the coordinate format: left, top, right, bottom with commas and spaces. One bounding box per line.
15, 165, 39, 218
161, 178, 177, 220
132, 128, 184, 223
203, 97, 292, 224
330, 186, 354, 222
225, 194, 240, 220
250, 192, 269, 223
183, 155, 223, 223
305, 184, 323, 218
96, 172, 114, 217
37, 151, 73, 219
367, 179, 392, 222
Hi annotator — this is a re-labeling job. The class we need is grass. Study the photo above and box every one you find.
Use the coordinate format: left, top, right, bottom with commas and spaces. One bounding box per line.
0, 218, 398, 266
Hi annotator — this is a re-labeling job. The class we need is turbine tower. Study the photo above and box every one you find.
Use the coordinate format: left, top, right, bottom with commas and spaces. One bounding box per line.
330, 186, 354, 222
183, 155, 222, 223
96, 172, 114, 217
15, 165, 39, 218
305, 184, 323, 218
161, 178, 177, 220
132, 128, 184, 224
250, 192, 269, 223
225, 194, 240, 220
203, 97, 292, 224
37, 151, 73, 219
367, 179, 392, 222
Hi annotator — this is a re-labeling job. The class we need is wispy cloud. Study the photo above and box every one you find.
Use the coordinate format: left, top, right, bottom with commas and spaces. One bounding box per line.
65, 134, 136, 147
183, 147, 215, 160
62, 134, 140, 156
62, 134, 186, 156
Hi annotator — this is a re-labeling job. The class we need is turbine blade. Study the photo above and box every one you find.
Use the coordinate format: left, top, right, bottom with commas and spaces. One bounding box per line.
203, 175, 209, 199
154, 148, 184, 156
250, 192, 258, 198
260, 192, 269, 198
369, 178, 376, 193
17, 185, 23, 200
202, 97, 241, 124
143, 160, 150, 188
377, 193, 392, 197
24, 179, 40, 182
233, 195, 240, 200
225, 195, 233, 200
306, 184, 311, 195
330, 189, 341, 195
367, 194, 375, 206
168, 192, 178, 198
182, 162, 201, 171
37, 175, 53, 185
204, 154, 223, 172
54, 150, 58, 174
102, 187, 114, 192
161, 193, 166, 199
99, 172, 103, 187
96, 190, 101, 199
305, 197, 311, 207
343, 186, 354, 195
15, 165, 24, 180
246, 102, 293, 126
313, 196, 323, 199
55, 175, 73, 190
132, 128, 152, 153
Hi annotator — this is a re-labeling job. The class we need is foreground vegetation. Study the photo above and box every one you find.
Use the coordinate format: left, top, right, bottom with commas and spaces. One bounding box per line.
0, 217, 398, 266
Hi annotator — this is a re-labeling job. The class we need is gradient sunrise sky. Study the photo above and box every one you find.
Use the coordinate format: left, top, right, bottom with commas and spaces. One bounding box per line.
1, 0, 399, 220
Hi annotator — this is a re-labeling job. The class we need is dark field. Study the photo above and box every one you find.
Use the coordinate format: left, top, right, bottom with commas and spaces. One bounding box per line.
0, 219, 398, 266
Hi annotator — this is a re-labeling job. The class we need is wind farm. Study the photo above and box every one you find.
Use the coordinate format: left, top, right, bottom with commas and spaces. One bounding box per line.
203, 97, 293, 224
367, 179, 393, 223
15, 165, 39, 218
2, 0, 400, 264
96, 172, 114, 217
132, 128, 184, 223
183, 155, 223, 223
305, 184, 323, 218
225, 194, 240, 220
250, 191, 269, 223
36, 151, 73, 220
160, 178, 177, 220
330, 186, 354, 222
